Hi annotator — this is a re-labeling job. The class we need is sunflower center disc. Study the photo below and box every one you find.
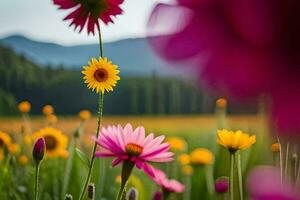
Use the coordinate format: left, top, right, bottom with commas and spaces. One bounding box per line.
125, 143, 143, 156
94, 69, 108, 82
0, 138, 3, 147
44, 135, 58, 150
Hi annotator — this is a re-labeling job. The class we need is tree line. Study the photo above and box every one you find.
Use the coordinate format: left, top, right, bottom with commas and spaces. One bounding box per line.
0, 45, 257, 116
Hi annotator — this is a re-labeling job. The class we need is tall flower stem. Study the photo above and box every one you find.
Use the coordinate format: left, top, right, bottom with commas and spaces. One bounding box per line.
78, 24, 104, 200
116, 161, 134, 200
34, 163, 41, 200
236, 152, 243, 200
205, 165, 214, 199
277, 137, 283, 183
295, 153, 300, 186
229, 152, 234, 200
285, 142, 290, 182
79, 93, 104, 200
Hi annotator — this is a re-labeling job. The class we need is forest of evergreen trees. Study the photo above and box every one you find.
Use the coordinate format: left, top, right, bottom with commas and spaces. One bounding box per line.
0, 45, 257, 115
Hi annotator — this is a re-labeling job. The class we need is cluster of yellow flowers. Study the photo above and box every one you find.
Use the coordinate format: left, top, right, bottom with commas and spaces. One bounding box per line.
0, 131, 28, 164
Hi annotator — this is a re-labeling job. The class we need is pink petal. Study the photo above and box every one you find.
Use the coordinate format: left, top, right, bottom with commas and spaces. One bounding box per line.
141, 143, 169, 157
136, 160, 155, 178
53, 0, 78, 9
145, 152, 174, 162
112, 157, 124, 167
95, 151, 115, 157
143, 135, 165, 153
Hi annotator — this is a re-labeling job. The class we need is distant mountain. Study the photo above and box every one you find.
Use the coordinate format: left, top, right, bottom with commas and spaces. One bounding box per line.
0, 35, 194, 77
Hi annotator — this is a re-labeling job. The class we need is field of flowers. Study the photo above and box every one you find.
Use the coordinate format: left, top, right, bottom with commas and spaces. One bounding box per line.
0, 103, 276, 200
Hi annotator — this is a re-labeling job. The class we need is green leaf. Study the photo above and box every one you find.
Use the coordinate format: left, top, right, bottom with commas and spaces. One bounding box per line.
75, 148, 90, 169
61, 138, 76, 198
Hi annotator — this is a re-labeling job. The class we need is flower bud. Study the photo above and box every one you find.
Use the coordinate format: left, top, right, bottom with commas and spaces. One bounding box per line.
32, 137, 45, 163
153, 191, 162, 200
271, 143, 280, 153
128, 187, 138, 200
87, 183, 95, 200
64, 194, 73, 200
215, 176, 229, 194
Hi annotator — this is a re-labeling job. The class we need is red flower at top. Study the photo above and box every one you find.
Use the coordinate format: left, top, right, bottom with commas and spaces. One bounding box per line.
53, 0, 124, 34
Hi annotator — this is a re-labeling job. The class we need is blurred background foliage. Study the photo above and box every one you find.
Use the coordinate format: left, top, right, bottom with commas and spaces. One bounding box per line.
0, 45, 258, 116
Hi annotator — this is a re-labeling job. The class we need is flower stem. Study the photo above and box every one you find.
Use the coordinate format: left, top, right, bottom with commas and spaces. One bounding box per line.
277, 137, 283, 184
162, 189, 170, 200
236, 152, 243, 200
97, 24, 103, 57
34, 163, 41, 200
205, 165, 215, 199
229, 152, 234, 200
183, 175, 191, 200
78, 93, 104, 200
295, 153, 300, 186
285, 142, 290, 182
116, 161, 134, 200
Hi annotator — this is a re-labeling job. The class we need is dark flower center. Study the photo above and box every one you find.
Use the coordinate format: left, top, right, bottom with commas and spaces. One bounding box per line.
125, 143, 143, 156
44, 135, 58, 151
81, 0, 108, 19
94, 69, 108, 82
0, 138, 3, 148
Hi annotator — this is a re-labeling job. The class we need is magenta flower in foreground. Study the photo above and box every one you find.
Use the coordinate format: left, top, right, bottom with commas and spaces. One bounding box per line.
94, 123, 174, 177
151, 169, 185, 193
53, 0, 124, 34
247, 166, 300, 200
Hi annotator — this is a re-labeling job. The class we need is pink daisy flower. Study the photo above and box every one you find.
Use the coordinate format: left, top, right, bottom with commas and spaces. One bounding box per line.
53, 0, 124, 34
152, 169, 185, 193
94, 123, 174, 177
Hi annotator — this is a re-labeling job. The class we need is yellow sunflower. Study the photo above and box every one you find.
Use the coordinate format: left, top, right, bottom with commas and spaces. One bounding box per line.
0, 131, 12, 149
217, 129, 256, 152
82, 57, 120, 94
33, 127, 68, 158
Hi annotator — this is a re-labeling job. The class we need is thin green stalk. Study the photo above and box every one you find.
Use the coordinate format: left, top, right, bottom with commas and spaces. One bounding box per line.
236, 152, 243, 200
97, 24, 103, 57
78, 93, 104, 200
229, 153, 234, 200
277, 137, 283, 183
183, 175, 191, 200
78, 24, 105, 200
116, 161, 134, 200
205, 165, 214, 198
295, 153, 300, 186
294, 154, 298, 182
285, 142, 290, 182
162, 189, 170, 200
34, 163, 40, 200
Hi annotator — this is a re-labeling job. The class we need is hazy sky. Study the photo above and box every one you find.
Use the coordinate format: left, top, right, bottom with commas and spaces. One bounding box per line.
0, 0, 168, 45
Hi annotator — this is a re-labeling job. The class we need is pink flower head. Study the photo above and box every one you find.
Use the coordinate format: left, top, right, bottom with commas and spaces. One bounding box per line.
151, 169, 185, 193
148, 0, 300, 138
247, 166, 300, 200
53, 0, 124, 34
94, 123, 174, 178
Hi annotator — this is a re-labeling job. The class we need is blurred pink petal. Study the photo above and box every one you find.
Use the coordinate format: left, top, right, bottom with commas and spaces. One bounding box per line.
247, 166, 300, 200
